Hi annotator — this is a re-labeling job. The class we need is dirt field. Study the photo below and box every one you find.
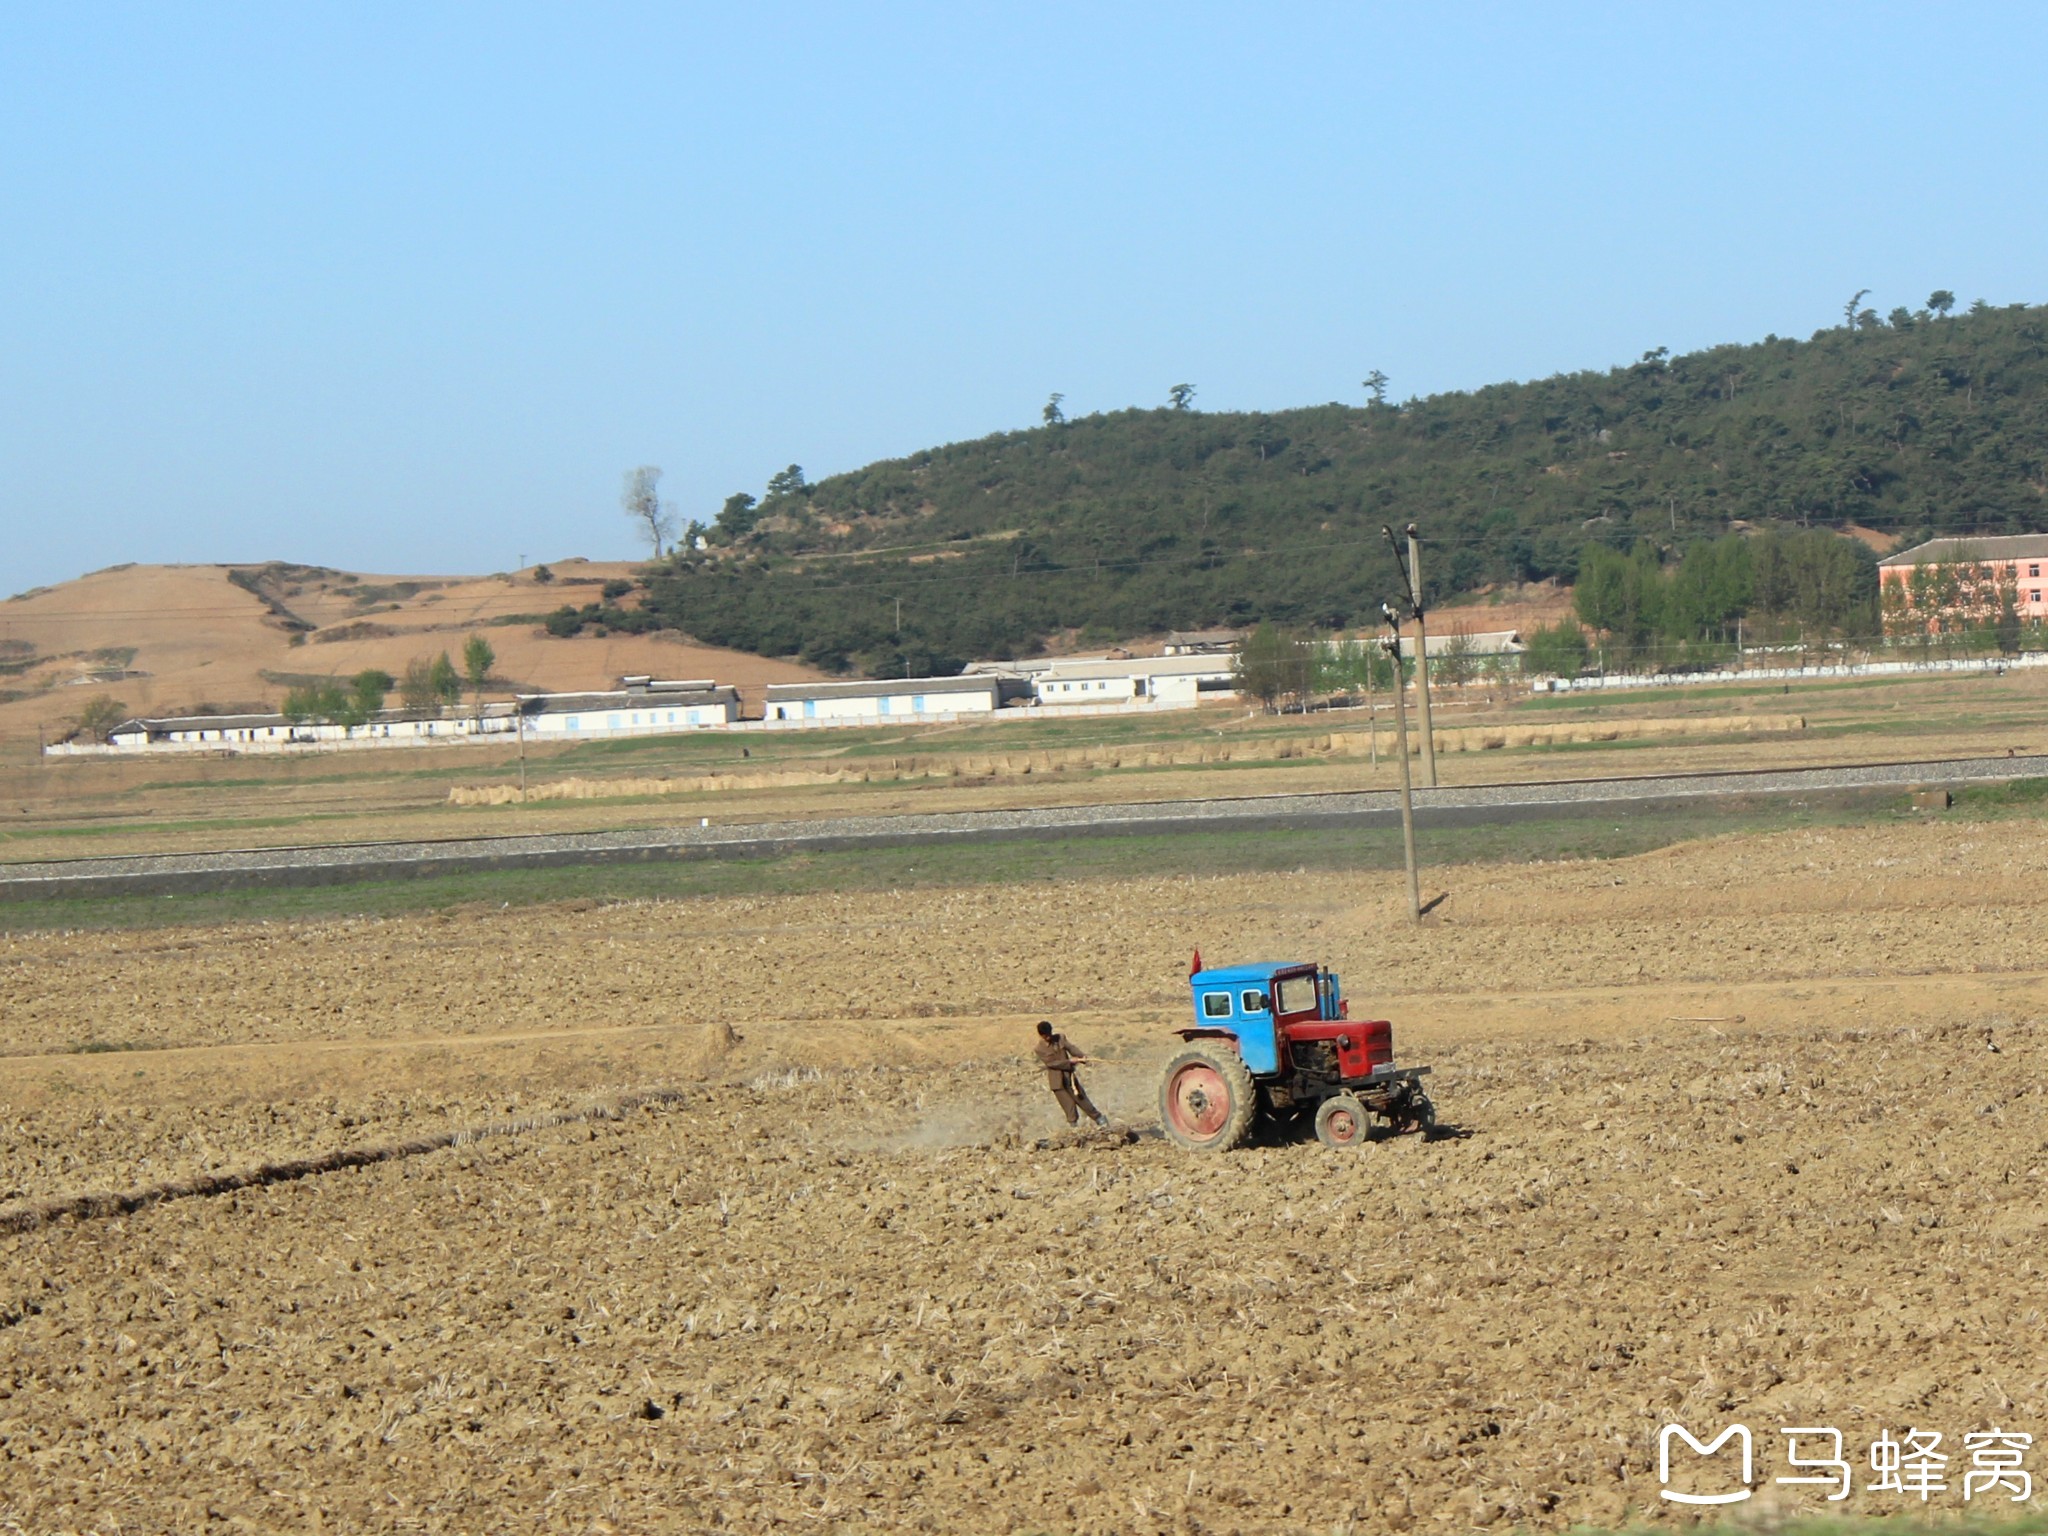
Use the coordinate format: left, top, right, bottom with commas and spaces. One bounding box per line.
3, 817, 2047, 1531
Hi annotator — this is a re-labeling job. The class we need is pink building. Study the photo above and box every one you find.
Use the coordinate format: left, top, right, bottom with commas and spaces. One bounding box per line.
1877, 534, 2048, 636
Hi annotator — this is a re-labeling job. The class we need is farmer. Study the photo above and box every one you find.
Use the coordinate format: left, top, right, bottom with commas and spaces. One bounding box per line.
1035, 1020, 1108, 1127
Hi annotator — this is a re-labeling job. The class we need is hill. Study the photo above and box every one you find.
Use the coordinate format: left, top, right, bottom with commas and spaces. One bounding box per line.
641, 299, 2048, 672
0, 561, 822, 746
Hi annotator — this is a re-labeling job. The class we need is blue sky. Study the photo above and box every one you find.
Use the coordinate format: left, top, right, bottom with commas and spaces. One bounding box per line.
4, 3, 2045, 593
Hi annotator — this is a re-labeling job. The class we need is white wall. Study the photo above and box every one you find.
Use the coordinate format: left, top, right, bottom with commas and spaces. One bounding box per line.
1149, 673, 1232, 706
526, 702, 735, 735
1034, 668, 1232, 706
1034, 675, 1138, 705
765, 688, 996, 721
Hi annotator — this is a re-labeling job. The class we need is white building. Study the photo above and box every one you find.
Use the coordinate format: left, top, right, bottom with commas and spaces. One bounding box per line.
518, 680, 740, 737
1030, 654, 1237, 706
107, 706, 518, 749
95, 677, 740, 754
763, 676, 1001, 722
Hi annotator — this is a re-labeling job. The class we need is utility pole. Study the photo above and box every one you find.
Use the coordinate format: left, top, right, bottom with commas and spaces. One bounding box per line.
516, 698, 527, 801
1365, 641, 1378, 767
1380, 605, 1421, 922
1385, 524, 1438, 786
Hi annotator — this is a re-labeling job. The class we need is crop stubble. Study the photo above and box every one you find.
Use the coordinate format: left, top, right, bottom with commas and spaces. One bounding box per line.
2, 819, 2046, 1532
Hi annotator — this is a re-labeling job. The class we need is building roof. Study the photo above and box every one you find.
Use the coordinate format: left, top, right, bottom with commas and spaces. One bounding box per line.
1165, 628, 1245, 646
1422, 629, 1524, 656
1038, 655, 1237, 681
764, 676, 1000, 701
1878, 535, 2048, 567
114, 713, 293, 735
113, 701, 526, 736
963, 654, 1143, 676
520, 687, 737, 715
961, 658, 1056, 676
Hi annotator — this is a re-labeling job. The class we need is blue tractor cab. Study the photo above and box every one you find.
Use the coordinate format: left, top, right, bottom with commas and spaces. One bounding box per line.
1162, 952, 1431, 1152
1183, 962, 1341, 1075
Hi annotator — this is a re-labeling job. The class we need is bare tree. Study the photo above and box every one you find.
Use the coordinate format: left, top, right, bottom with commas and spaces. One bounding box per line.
400, 656, 438, 711
76, 694, 127, 743
621, 466, 677, 558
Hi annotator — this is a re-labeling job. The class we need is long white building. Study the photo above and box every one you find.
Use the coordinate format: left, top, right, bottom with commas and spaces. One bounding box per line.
518, 680, 740, 736
75, 645, 1246, 758
1030, 654, 1236, 706
108, 706, 519, 749
95, 678, 739, 754
762, 675, 1001, 722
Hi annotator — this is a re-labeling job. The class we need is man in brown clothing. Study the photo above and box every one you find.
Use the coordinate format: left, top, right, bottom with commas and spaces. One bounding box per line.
1035, 1020, 1108, 1127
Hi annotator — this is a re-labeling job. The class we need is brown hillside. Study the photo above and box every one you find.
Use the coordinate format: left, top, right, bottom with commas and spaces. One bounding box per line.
0, 562, 824, 744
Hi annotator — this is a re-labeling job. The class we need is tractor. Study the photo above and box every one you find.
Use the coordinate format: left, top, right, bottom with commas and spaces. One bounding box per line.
1158, 954, 1435, 1151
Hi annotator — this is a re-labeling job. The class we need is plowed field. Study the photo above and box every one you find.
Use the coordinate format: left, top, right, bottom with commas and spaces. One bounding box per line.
4, 818, 2046, 1532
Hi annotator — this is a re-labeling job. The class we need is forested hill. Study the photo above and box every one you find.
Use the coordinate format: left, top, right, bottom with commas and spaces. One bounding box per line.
640, 300, 2048, 674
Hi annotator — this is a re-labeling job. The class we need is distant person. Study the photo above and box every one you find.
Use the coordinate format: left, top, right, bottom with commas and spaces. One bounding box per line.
1035, 1020, 1108, 1128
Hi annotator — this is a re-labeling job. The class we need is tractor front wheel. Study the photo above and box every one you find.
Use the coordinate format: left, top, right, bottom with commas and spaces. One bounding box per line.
1159, 1045, 1257, 1152
1314, 1093, 1370, 1149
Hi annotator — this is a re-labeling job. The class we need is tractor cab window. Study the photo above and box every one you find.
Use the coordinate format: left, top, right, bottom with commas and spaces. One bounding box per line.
1201, 991, 1232, 1019
1239, 990, 1268, 1014
1274, 973, 1319, 1018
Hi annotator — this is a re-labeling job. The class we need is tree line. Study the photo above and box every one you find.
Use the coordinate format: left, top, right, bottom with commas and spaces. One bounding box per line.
1568, 528, 1878, 666
281, 636, 496, 726
607, 297, 2048, 673
1222, 526, 1890, 707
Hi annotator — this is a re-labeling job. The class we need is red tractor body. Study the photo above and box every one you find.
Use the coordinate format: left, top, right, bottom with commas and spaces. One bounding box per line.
1161, 957, 1433, 1151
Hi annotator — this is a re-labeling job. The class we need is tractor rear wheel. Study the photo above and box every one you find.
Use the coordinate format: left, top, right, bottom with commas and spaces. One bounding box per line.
1314, 1093, 1369, 1149
1159, 1045, 1257, 1152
